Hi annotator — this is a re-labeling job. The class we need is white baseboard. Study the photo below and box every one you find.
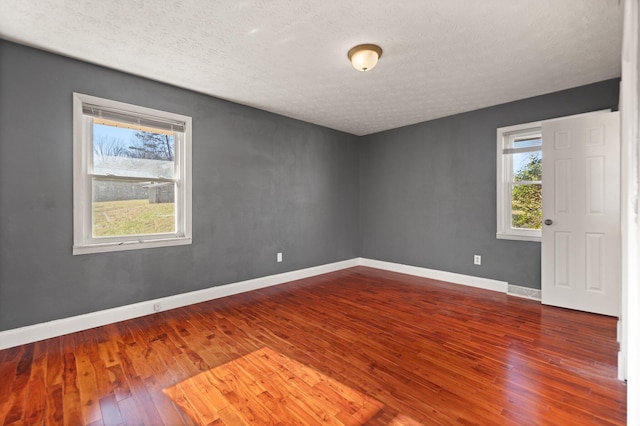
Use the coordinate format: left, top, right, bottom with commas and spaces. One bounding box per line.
617, 319, 626, 381
0, 258, 528, 350
0, 258, 360, 350
618, 351, 627, 381
358, 258, 509, 293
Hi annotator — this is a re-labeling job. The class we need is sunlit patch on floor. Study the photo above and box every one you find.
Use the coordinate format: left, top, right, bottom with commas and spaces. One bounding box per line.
164, 346, 411, 425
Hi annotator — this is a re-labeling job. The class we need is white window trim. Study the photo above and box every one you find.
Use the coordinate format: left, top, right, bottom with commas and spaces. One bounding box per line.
497, 110, 612, 242
73, 93, 192, 255
496, 120, 543, 242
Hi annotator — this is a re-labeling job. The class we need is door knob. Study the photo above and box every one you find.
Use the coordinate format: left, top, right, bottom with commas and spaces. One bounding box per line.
544, 219, 553, 225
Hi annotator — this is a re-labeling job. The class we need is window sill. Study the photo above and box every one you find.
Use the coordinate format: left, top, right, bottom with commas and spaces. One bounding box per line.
73, 236, 192, 255
496, 232, 541, 243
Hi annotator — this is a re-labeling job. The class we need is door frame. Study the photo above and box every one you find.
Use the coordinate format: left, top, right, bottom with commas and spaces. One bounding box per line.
620, 2, 639, 421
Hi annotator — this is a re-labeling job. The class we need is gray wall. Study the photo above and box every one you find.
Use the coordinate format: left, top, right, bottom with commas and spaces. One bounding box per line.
0, 39, 621, 332
359, 79, 620, 289
0, 41, 360, 331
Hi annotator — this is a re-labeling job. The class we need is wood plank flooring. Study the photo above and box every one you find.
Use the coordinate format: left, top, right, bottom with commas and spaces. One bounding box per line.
0, 266, 627, 425
164, 346, 387, 425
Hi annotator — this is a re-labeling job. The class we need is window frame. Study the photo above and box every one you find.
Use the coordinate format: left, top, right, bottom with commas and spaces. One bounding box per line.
73, 93, 192, 255
496, 121, 543, 242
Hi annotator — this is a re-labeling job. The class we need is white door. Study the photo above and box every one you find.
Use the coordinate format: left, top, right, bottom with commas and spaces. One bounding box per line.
541, 112, 621, 317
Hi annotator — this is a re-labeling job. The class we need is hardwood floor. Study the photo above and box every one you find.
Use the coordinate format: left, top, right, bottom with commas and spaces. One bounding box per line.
163, 346, 390, 424
0, 266, 626, 425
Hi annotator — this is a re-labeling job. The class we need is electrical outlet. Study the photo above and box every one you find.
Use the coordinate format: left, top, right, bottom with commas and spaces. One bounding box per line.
153, 302, 161, 312
474, 255, 482, 265
277, 252, 283, 263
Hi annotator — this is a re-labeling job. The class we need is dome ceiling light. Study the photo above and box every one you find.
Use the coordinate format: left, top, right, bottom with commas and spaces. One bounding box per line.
347, 44, 383, 72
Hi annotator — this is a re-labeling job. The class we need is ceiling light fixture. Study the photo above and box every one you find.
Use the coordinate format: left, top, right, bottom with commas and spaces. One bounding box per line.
348, 44, 383, 72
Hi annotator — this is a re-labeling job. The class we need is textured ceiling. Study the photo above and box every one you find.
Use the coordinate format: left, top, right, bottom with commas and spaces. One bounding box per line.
0, 0, 624, 135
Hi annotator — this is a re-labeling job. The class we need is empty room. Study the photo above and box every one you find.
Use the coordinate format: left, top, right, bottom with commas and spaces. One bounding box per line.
0, 1, 638, 425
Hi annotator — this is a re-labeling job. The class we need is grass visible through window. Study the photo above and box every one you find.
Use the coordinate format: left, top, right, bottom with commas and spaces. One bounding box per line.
92, 199, 175, 237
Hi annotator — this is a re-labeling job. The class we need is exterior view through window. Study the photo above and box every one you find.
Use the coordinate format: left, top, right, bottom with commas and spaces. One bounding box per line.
496, 123, 542, 241
73, 93, 192, 255
510, 134, 542, 230
92, 120, 176, 237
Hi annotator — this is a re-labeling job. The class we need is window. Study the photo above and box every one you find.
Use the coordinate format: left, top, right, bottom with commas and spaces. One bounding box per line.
73, 93, 192, 254
496, 121, 542, 241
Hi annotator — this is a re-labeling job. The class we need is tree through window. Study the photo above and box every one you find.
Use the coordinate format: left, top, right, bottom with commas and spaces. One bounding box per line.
497, 123, 542, 241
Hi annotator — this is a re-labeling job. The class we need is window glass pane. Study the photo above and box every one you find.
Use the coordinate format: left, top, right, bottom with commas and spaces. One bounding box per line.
512, 151, 542, 182
92, 178, 175, 237
92, 122, 175, 179
511, 183, 542, 230
513, 135, 542, 149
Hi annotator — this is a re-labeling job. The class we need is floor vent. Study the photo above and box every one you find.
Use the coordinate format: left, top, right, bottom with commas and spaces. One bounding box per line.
507, 284, 542, 301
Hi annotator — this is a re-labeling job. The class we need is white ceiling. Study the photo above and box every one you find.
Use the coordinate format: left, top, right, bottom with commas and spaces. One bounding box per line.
0, 0, 624, 136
